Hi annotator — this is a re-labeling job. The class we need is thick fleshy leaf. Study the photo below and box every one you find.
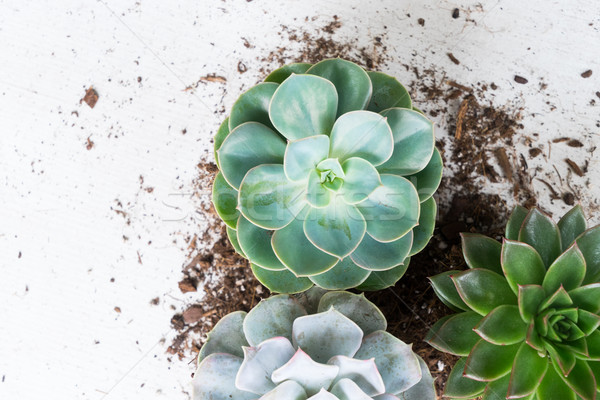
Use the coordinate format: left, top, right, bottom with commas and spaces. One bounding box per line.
239, 164, 306, 230
307, 58, 373, 116
588, 331, 600, 360
474, 305, 528, 345
507, 341, 549, 398
309, 257, 370, 290
556, 358, 597, 400
502, 239, 546, 295
330, 378, 373, 400
578, 309, 600, 335
218, 122, 286, 189
444, 357, 487, 398
538, 285, 573, 311
536, 362, 577, 400
452, 269, 517, 316
213, 172, 239, 229
264, 62, 312, 84
526, 322, 545, 353
295, 286, 329, 314
425, 311, 482, 356
214, 118, 230, 168
545, 342, 576, 376
259, 380, 308, 400
285, 135, 330, 182
243, 294, 307, 346
542, 243, 586, 294
354, 331, 421, 394
269, 74, 338, 140
193, 354, 254, 400
558, 205, 587, 251
230, 82, 279, 131
569, 283, 600, 313
307, 389, 339, 400
461, 233, 503, 274
271, 349, 339, 396
356, 174, 420, 242
376, 108, 434, 175
405, 147, 443, 202
227, 225, 246, 258
318, 291, 387, 336
328, 111, 394, 166
576, 225, 600, 284
237, 216, 285, 270
409, 196, 436, 256
236, 337, 296, 394
481, 374, 510, 400
506, 205, 529, 241
292, 308, 363, 362
518, 284, 546, 323
307, 169, 333, 208
251, 263, 313, 294
518, 208, 562, 268
198, 311, 247, 361
351, 231, 412, 272
271, 209, 339, 277
429, 271, 470, 312
355, 259, 410, 291
398, 356, 436, 400
328, 357, 385, 396
339, 158, 381, 204
366, 71, 411, 112
464, 340, 520, 381
373, 395, 400, 400
304, 198, 367, 258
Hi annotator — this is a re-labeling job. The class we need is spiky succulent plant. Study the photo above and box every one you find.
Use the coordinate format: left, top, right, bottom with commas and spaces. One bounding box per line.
193, 287, 436, 399
426, 205, 600, 399
212, 58, 442, 293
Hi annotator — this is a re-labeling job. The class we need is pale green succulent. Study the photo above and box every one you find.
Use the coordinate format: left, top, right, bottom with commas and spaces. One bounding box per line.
213, 59, 442, 293
193, 287, 436, 399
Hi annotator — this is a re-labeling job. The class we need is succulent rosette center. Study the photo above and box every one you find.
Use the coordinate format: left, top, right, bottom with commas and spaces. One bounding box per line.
427, 205, 600, 400
212, 59, 443, 293
193, 288, 436, 399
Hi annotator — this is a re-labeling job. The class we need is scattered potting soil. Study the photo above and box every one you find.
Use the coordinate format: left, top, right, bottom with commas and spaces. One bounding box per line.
167, 14, 587, 397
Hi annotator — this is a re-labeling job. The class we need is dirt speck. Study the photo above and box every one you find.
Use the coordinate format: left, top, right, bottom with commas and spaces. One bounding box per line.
85, 136, 94, 150
581, 69, 593, 78
447, 53, 460, 65
514, 75, 528, 84
452, 8, 460, 18
417, 18, 425, 26
81, 87, 99, 108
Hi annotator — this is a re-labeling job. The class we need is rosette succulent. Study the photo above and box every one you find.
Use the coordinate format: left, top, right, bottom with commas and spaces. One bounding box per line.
426, 205, 600, 399
212, 58, 442, 293
193, 288, 435, 399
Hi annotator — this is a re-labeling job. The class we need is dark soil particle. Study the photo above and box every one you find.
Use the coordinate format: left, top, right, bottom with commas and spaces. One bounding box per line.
514, 75, 528, 84
452, 8, 460, 18
581, 69, 593, 78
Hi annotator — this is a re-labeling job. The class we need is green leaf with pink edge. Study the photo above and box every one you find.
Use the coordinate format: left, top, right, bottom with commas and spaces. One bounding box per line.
569, 283, 600, 313
576, 225, 600, 284
554, 358, 597, 400
452, 269, 517, 316
542, 243, 586, 295
464, 340, 520, 381
558, 205, 587, 250
518, 208, 562, 268
505, 205, 529, 241
425, 311, 482, 356
536, 362, 577, 400
502, 239, 546, 295
429, 271, 470, 312
507, 341, 549, 398
518, 284, 546, 323
461, 233, 503, 274
444, 357, 487, 398
474, 305, 528, 345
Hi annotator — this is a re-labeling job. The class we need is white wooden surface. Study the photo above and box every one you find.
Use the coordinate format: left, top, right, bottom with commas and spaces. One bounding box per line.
1, 1, 598, 399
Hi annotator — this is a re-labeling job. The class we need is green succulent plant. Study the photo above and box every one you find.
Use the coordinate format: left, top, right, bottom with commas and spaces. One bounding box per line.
193, 287, 436, 399
212, 58, 442, 293
426, 205, 600, 399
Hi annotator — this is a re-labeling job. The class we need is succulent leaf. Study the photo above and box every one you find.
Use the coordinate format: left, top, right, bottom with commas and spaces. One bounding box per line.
576, 225, 600, 284
251, 263, 314, 294
284, 135, 330, 182
271, 349, 339, 396
425, 311, 482, 356
307, 389, 340, 399
366, 71, 411, 112
238, 164, 306, 230
405, 147, 443, 203
444, 357, 487, 398
198, 311, 248, 361
328, 111, 394, 166
309, 257, 371, 290
536, 363, 577, 400
307, 58, 373, 117
555, 358, 597, 400
429, 271, 470, 312
237, 215, 286, 271
501, 239, 546, 294
243, 294, 307, 346
397, 356, 436, 400
558, 204, 587, 251
236, 337, 296, 394
218, 122, 286, 189
409, 194, 437, 256
269, 74, 338, 140
452, 268, 517, 315
518, 284, 546, 323
474, 305, 528, 345
507, 341, 549, 398
214, 117, 230, 168
462, 233, 503, 274
569, 283, 600, 313
355, 259, 410, 291
292, 308, 363, 363
354, 332, 421, 394
318, 292, 387, 336
376, 108, 434, 175
542, 243, 586, 294
213, 172, 239, 229
226, 225, 246, 258
230, 82, 279, 131
350, 232, 412, 272
505, 205, 529, 241
339, 157, 381, 205
259, 380, 308, 399
265, 62, 312, 84
307, 169, 334, 208
518, 208, 562, 268
464, 340, 521, 381
330, 378, 373, 400
193, 354, 255, 400
328, 356, 386, 396
356, 175, 419, 243
481, 374, 511, 400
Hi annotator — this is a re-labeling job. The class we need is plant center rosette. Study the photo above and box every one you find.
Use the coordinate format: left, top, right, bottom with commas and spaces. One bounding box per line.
192, 288, 436, 399
426, 205, 600, 400
212, 59, 442, 293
